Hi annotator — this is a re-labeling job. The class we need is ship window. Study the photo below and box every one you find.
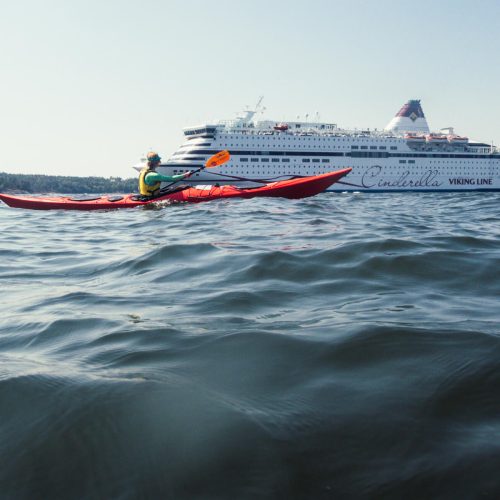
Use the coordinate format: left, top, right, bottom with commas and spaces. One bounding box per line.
379, 146, 386, 150
351, 146, 359, 149
322, 159, 329, 163
272, 158, 279, 162
408, 160, 415, 164
312, 159, 320, 163
360, 146, 368, 150
370, 146, 377, 150
302, 159, 310, 163
262, 158, 269, 162
251, 158, 259, 162
399, 160, 406, 163
241, 158, 248, 162
282, 159, 290, 162
390, 146, 397, 150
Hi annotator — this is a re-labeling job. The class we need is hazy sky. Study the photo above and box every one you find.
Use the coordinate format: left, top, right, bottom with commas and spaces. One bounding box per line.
1, 0, 499, 177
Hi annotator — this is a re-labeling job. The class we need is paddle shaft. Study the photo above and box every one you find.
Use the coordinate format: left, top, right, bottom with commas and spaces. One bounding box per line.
160, 165, 211, 191
161, 164, 271, 189
160, 150, 231, 190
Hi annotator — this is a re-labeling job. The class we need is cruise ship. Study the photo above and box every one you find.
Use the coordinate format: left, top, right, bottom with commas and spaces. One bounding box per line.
144, 99, 500, 192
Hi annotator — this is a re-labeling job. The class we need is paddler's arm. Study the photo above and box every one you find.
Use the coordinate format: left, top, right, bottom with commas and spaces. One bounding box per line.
145, 171, 192, 184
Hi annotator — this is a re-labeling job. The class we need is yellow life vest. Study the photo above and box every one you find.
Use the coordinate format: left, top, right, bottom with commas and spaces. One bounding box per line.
139, 168, 161, 196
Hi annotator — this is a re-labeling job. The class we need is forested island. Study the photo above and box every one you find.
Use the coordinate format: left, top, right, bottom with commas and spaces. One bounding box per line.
0, 172, 137, 194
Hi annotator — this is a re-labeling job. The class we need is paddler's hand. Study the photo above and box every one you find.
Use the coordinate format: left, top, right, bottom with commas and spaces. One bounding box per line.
183, 170, 195, 178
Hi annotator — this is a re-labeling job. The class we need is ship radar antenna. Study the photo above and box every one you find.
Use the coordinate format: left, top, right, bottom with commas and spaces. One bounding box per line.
255, 96, 264, 112
235, 96, 264, 124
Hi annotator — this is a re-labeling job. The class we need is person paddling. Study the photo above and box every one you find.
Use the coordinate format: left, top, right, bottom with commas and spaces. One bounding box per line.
139, 152, 193, 197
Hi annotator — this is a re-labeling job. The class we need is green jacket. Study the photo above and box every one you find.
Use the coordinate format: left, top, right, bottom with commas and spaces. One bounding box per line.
144, 171, 189, 185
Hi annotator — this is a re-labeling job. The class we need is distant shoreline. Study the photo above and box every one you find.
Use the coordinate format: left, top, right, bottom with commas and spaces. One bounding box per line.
0, 172, 137, 194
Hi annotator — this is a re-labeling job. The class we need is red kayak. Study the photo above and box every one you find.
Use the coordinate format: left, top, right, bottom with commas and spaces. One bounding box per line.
0, 168, 351, 211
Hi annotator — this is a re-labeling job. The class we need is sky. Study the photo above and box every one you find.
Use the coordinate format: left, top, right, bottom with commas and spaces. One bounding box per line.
1, 0, 499, 178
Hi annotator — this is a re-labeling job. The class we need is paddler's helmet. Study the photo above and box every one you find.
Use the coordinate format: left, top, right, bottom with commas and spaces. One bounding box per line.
146, 151, 161, 167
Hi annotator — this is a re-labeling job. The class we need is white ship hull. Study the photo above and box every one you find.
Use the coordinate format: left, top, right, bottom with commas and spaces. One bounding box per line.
159, 155, 499, 192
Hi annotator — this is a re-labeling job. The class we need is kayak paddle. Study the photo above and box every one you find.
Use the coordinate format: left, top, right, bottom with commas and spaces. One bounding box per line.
204, 150, 231, 168
161, 150, 231, 191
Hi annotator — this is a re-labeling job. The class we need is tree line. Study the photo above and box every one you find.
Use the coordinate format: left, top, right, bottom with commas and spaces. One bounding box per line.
0, 172, 137, 194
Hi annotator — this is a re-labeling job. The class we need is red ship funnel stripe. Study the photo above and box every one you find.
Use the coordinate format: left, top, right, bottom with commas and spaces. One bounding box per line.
395, 100, 425, 119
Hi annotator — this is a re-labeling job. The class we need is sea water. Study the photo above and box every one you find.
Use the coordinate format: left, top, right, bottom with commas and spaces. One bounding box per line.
1, 192, 499, 498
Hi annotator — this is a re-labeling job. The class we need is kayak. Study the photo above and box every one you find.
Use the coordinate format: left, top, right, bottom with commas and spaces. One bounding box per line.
0, 168, 351, 211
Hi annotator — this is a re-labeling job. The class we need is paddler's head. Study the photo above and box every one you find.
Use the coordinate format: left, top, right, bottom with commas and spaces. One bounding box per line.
146, 151, 161, 169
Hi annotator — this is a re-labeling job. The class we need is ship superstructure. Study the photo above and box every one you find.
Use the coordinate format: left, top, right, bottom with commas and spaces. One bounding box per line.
145, 99, 500, 192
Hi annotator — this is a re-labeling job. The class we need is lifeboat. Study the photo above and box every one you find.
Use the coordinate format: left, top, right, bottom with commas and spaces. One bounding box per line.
404, 133, 426, 142
426, 133, 448, 143
273, 123, 289, 131
447, 135, 469, 144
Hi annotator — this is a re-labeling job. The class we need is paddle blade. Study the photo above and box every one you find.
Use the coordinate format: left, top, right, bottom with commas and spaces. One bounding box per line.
205, 150, 230, 168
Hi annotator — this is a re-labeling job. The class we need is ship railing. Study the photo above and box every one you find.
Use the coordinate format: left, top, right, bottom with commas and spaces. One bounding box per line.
216, 124, 400, 139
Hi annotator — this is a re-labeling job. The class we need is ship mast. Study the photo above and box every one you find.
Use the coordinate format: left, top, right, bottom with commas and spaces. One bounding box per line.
234, 96, 265, 125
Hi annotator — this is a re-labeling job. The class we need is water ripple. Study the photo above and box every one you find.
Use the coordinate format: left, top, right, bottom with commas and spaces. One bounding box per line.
1, 192, 499, 498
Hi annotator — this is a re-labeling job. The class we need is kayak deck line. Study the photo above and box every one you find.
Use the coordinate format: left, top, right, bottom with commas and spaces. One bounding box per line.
0, 168, 352, 211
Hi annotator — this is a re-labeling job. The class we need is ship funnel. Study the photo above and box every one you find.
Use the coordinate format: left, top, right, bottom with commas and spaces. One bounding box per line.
384, 99, 430, 134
